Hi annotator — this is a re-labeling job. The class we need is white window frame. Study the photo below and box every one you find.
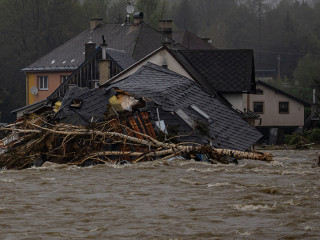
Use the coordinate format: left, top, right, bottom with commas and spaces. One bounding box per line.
38, 76, 48, 90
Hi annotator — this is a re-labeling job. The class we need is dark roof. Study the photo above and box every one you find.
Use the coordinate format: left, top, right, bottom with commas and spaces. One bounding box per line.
108, 63, 262, 151
55, 86, 111, 125
11, 99, 49, 114
256, 81, 310, 107
170, 49, 256, 93
22, 22, 184, 72
105, 48, 135, 69
172, 30, 216, 50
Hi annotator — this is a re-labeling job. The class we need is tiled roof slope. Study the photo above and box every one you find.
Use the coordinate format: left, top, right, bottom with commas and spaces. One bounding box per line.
55, 86, 111, 125
172, 49, 256, 93
22, 23, 184, 72
106, 48, 135, 69
172, 30, 216, 50
109, 63, 262, 151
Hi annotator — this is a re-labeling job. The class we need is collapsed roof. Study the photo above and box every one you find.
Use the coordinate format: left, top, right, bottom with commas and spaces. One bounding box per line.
56, 63, 262, 151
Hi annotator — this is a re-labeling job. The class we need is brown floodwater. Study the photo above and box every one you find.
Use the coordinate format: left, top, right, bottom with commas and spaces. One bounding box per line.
0, 150, 319, 239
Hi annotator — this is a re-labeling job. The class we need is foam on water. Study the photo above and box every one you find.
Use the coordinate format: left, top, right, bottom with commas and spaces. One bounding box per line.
40, 177, 56, 181
235, 230, 252, 236
0, 178, 14, 183
281, 169, 315, 175
269, 160, 285, 167
207, 182, 231, 187
179, 178, 207, 186
186, 167, 222, 173
231, 203, 277, 211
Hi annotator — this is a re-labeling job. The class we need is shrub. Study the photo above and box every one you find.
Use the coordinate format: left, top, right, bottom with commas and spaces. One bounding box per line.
306, 128, 320, 143
285, 133, 304, 145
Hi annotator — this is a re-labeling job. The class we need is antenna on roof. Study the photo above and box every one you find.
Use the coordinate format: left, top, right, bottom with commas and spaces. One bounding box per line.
126, 1, 134, 14
126, 0, 135, 24
102, 35, 106, 44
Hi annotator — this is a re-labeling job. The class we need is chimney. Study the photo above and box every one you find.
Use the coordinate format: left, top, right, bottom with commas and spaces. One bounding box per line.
99, 36, 109, 85
159, 20, 173, 39
133, 12, 143, 26
85, 41, 96, 60
90, 18, 103, 30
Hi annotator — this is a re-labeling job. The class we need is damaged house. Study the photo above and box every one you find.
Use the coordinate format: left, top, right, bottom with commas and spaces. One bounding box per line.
11, 43, 262, 154
66, 62, 261, 151
4, 14, 265, 166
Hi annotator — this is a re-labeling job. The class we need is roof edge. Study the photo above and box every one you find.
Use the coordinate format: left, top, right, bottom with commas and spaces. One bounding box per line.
257, 81, 311, 107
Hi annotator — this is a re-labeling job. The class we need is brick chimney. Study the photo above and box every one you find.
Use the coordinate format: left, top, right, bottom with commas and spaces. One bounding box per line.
133, 12, 143, 26
159, 20, 173, 39
90, 18, 103, 30
99, 37, 109, 85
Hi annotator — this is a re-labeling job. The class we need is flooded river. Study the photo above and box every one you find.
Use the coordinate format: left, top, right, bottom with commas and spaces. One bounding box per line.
0, 150, 319, 239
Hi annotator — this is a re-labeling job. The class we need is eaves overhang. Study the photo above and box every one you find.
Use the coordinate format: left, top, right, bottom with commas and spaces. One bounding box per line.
21, 66, 78, 72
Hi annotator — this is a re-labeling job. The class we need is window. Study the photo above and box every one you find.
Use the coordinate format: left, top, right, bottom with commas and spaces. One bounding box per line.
38, 76, 48, 90
60, 75, 69, 84
279, 102, 289, 114
253, 102, 264, 114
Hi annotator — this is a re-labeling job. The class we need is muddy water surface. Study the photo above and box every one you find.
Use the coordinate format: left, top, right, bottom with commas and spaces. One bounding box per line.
0, 150, 319, 239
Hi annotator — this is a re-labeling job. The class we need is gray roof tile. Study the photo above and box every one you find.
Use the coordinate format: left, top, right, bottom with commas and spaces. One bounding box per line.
23, 23, 184, 72
109, 63, 262, 151
171, 49, 256, 93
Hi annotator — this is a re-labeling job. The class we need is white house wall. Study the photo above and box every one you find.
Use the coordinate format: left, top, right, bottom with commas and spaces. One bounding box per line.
251, 84, 304, 127
223, 93, 246, 112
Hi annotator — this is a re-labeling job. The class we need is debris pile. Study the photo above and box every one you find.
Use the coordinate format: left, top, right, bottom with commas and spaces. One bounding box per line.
0, 113, 272, 170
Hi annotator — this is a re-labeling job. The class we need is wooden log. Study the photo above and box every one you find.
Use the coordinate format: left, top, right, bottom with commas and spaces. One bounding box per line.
214, 148, 273, 161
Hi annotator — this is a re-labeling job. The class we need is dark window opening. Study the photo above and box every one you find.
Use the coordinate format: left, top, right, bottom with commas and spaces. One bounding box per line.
279, 102, 289, 114
254, 102, 264, 114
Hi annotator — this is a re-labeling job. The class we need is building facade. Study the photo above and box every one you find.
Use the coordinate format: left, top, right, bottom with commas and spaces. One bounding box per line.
250, 81, 309, 144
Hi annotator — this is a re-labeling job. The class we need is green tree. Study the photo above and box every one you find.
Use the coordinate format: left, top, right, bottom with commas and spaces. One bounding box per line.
293, 54, 320, 88
0, 0, 86, 122
107, 0, 127, 24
